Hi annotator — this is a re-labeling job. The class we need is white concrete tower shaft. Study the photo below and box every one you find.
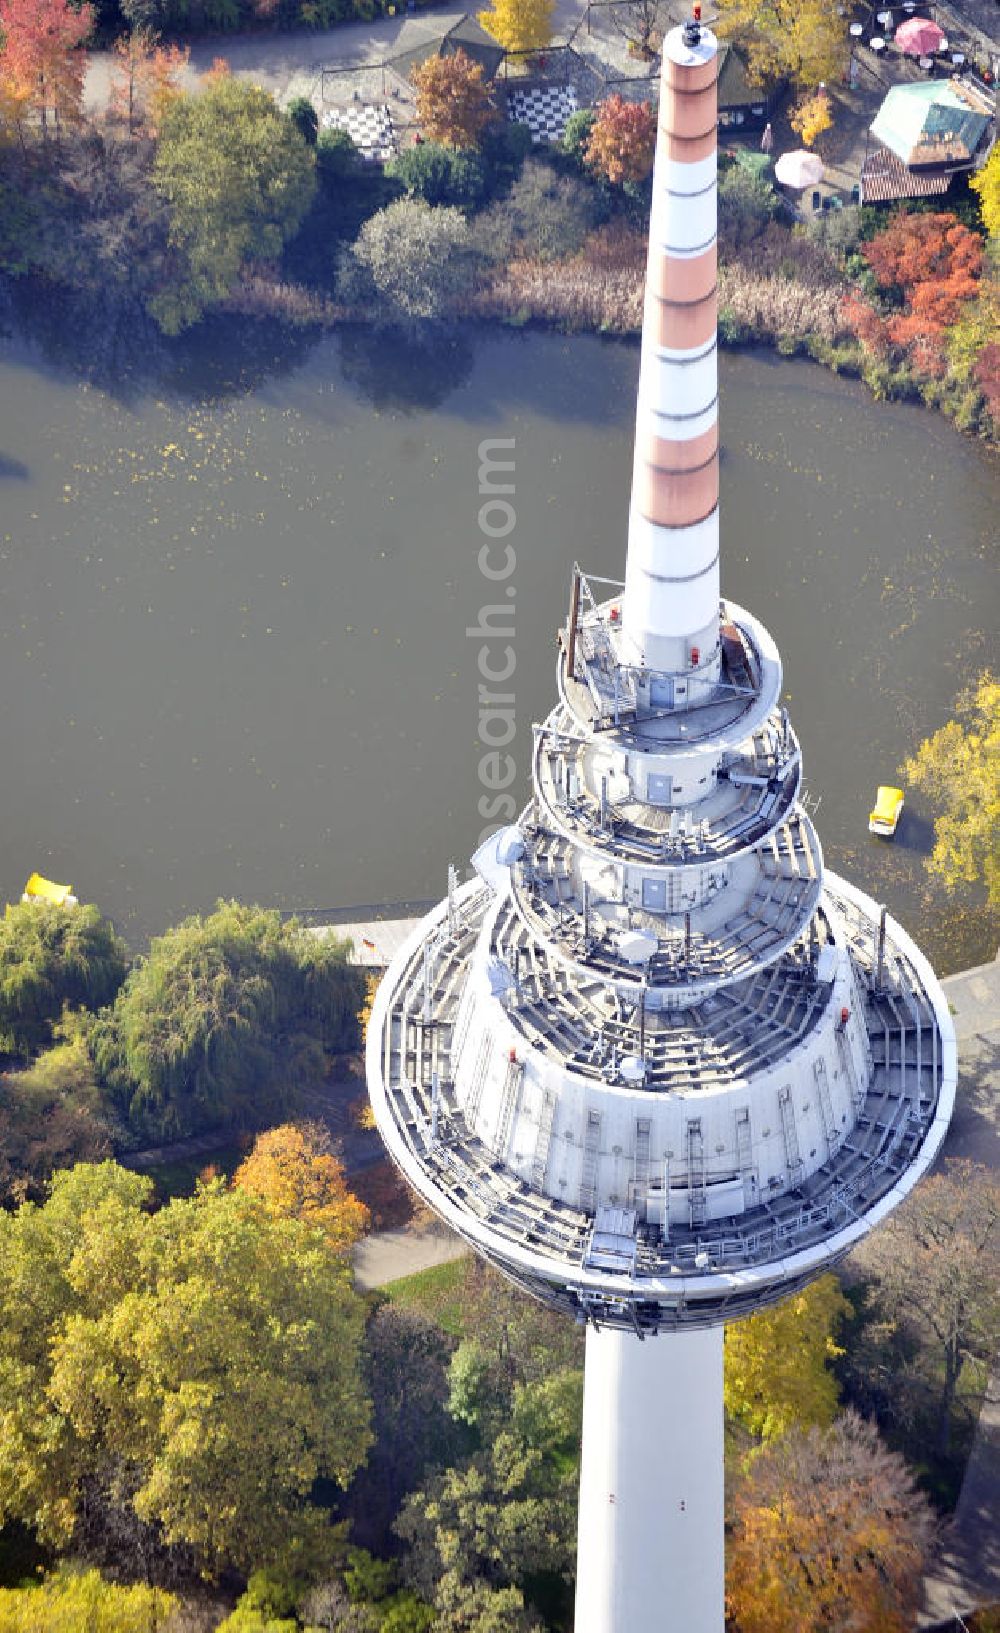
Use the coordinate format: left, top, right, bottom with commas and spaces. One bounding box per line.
575, 1324, 725, 1633
621, 17, 720, 688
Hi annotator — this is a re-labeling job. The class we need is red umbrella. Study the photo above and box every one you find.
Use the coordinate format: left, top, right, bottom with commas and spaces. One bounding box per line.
895, 15, 946, 54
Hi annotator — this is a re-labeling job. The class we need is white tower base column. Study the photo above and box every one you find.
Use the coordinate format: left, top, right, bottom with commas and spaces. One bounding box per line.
574, 1323, 725, 1633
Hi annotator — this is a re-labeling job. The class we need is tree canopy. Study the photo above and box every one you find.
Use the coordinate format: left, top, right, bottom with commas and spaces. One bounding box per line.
724, 1274, 850, 1442
0, 1162, 371, 1578
0, 900, 128, 1058
232, 1120, 370, 1257
344, 198, 480, 323
411, 48, 493, 150
714, 0, 846, 92
90, 901, 362, 1141
727, 1411, 935, 1633
477, 0, 553, 53
0, 0, 94, 134
151, 76, 316, 333
0, 1567, 178, 1632
584, 95, 656, 187
901, 673, 999, 907
851, 1159, 1000, 1454
971, 144, 1000, 240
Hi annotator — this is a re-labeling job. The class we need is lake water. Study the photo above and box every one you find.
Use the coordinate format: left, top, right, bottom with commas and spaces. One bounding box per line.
0, 318, 996, 972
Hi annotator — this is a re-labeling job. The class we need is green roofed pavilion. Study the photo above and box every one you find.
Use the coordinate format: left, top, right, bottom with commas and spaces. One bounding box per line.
870, 79, 991, 169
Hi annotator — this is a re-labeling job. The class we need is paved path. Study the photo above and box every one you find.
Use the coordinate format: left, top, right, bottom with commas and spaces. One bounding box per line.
83, 0, 592, 117
353, 1220, 468, 1289
920, 950, 1000, 1625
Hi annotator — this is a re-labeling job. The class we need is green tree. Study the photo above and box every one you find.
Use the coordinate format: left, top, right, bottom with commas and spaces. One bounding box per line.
0, 1163, 372, 1577
287, 94, 318, 146
0, 1567, 178, 1631
0, 900, 128, 1058
386, 142, 487, 211
901, 672, 999, 907
476, 159, 597, 265
90, 901, 363, 1141
151, 77, 316, 333
724, 1274, 851, 1443
396, 1369, 581, 1612
342, 199, 481, 323
0, 1016, 112, 1205
560, 107, 595, 170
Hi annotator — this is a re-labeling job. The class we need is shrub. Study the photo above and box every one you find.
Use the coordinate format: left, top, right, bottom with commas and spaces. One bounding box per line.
343, 197, 481, 321
387, 141, 487, 210
287, 95, 318, 146
561, 106, 596, 169
717, 163, 779, 256
476, 157, 598, 263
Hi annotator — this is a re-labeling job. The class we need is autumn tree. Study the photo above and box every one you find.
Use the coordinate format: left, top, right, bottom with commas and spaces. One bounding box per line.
0, 899, 128, 1058
151, 78, 316, 333
411, 48, 493, 150
846, 210, 985, 377
850, 1160, 1000, 1454
724, 1274, 851, 1443
0, 1162, 372, 1578
232, 1120, 370, 1257
90, 902, 362, 1141
584, 95, 656, 187
477, 0, 553, 54
0, 0, 94, 134
790, 86, 832, 149
970, 142, 1000, 239
0, 1567, 179, 1630
714, 0, 846, 92
109, 27, 189, 136
727, 1411, 935, 1633
899, 673, 999, 906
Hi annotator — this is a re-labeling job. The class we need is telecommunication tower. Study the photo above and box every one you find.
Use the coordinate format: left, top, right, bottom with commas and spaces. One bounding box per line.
367, 13, 956, 1627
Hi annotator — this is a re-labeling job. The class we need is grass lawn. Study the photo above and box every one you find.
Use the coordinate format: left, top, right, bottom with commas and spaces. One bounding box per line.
381, 1256, 469, 1338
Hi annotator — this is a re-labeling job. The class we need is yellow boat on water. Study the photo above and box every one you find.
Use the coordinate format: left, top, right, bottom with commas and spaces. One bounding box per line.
22, 872, 78, 907
869, 786, 904, 838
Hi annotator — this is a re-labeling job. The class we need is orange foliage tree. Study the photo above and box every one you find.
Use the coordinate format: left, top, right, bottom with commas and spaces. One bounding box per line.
411, 47, 493, 150
846, 210, 984, 376
727, 1411, 936, 1633
110, 27, 189, 135
0, 0, 93, 133
233, 1121, 370, 1257
584, 93, 656, 187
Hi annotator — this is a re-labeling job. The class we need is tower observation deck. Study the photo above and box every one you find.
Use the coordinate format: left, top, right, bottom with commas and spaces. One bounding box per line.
367, 13, 956, 1629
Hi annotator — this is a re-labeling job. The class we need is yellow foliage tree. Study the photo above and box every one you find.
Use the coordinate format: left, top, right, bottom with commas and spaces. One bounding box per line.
714, 0, 846, 92
724, 1273, 850, 1442
727, 1411, 935, 1633
970, 144, 1000, 239
478, 0, 554, 54
233, 1121, 370, 1257
790, 87, 832, 149
901, 671, 999, 908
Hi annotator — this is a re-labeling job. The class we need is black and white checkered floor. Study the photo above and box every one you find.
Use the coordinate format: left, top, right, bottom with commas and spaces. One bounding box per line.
507, 84, 579, 144
322, 104, 398, 162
